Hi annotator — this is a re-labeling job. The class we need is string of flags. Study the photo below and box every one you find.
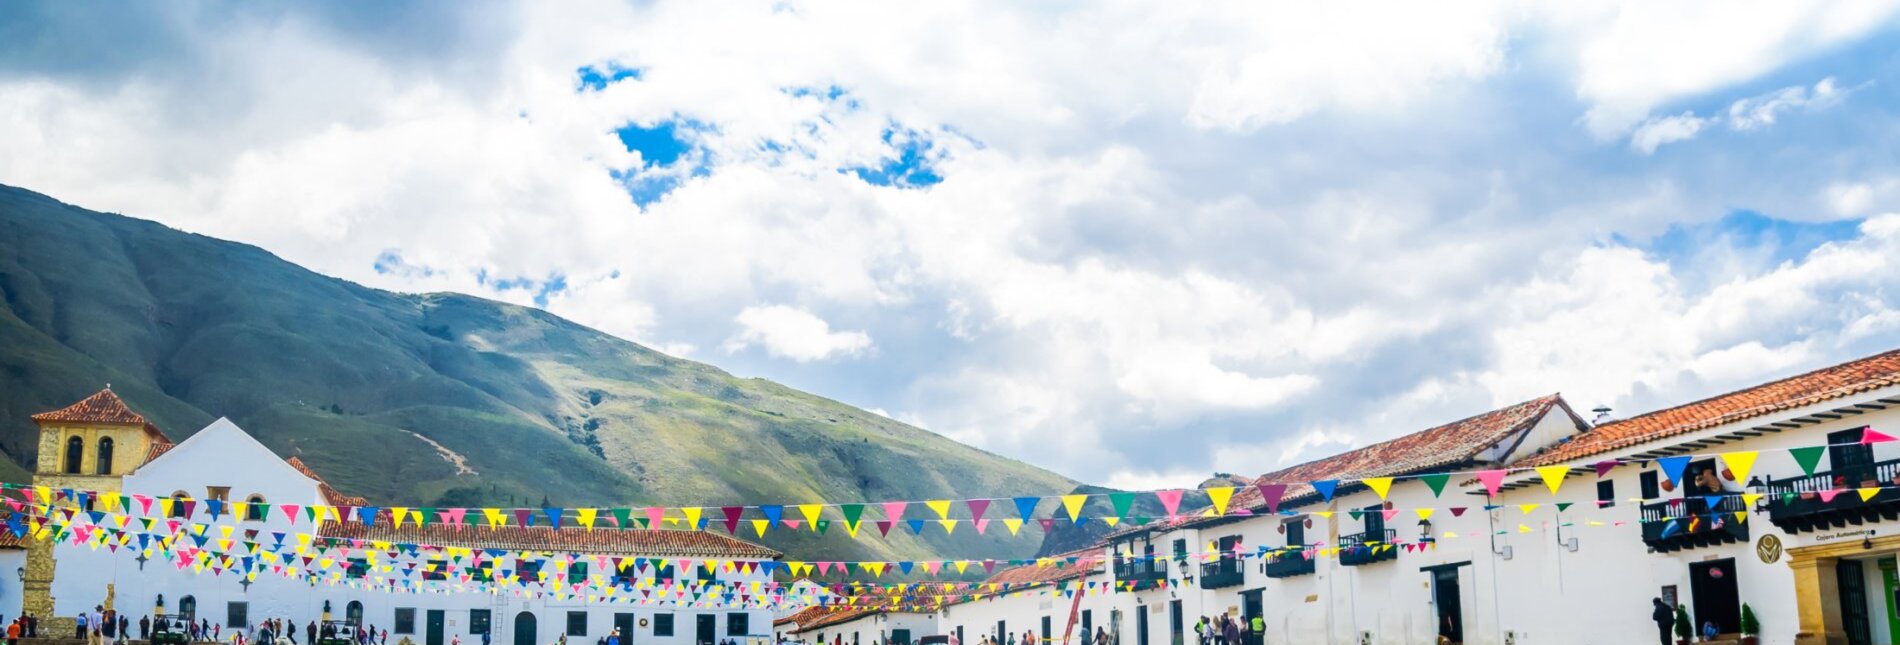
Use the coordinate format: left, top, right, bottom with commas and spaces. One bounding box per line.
6, 426, 1893, 543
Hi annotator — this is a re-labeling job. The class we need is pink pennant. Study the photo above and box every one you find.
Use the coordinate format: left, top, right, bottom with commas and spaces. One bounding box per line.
440, 508, 467, 527
1819, 489, 1844, 503
1381, 509, 1399, 522
1155, 489, 1185, 517
644, 507, 665, 530
782, 519, 804, 530
1258, 483, 1287, 513
1863, 427, 1897, 444
1476, 470, 1507, 497
967, 499, 991, 521
135, 495, 153, 515
881, 501, 907, 521
974, 519, 991, 535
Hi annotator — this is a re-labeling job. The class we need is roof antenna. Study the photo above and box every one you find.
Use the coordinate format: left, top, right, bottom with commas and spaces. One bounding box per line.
1591, 405, 1612, 425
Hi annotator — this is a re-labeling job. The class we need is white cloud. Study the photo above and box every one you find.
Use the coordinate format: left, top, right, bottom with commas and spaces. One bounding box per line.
3, 1, 1900, 485
724, 305, 874, 362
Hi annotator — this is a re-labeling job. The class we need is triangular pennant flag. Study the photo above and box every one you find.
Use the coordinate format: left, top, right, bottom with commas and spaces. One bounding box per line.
1013, 496, 1040, 521
1721, 451, 1758, 485
1257, 484, 1287, 513
1593, 461, 1619, 478
1060, 495, 1087, 522
1418, 474, 1449, 498
797, 505, 823, 529
1154, 490, 1183, 518
1476, 471, 1506, 497
880, 502, 907, 522
926, 500, 952, 520
1790, 446, 1827, 477
839, 504, 865, 533
1658, 456, 1692, 486
720, 507, 744, 535
1207, 487, 1235, 515
1861, 488, 1881, 502
1536, 466, 1569, 495
1361, 478, 1393, 501
1863, 427, 1897, 444
1107, 493, 1135, 519
967, 499, 991, 521
1311, 481, 1338, 502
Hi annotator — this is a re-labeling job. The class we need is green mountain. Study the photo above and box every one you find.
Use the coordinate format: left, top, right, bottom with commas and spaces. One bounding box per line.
0, 184, 1076, 564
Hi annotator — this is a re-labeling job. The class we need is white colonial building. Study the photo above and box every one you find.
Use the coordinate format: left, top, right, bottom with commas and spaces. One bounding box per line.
22, 389, 783, 645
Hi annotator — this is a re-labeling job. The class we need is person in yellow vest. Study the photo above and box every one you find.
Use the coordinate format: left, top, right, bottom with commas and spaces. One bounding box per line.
1246, 616, 1262, 644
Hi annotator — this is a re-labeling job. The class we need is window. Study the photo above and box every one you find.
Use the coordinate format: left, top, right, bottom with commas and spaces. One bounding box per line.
424, 559, 448, 581
653, 614, 674, 637
346, 601, 364, 626
566, 611, 588, 636
568, 561, 588, 581
346, 558, 370, 579
179, 595, 197, 619
469, 610, 491, 636
519, 558, 545, 580
1171, 539, 1187, 560
1041, 616, 1052, 640
727, 613, 749, 637
1362, 505, 1385, 539
206, 486, 231, 503
1596, 480, 1616, 508
891, 630, 911, 645
169, 492, 190, 518
1082, 611, 1093, 636
470, 565, 493, 583
245, 495, 267, 521
227, 602, 248, 628
655, 562, 676, 583
64, 436, 83, 474
394, 609, 416, 635
1639, 471, 1660, 501
1285, 519, 1306, 547
96, 437, 114, 475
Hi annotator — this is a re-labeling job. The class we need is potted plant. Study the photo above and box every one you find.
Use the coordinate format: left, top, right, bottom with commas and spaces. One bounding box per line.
1740, 603, 1760, 645
1674, 605, 1693, 645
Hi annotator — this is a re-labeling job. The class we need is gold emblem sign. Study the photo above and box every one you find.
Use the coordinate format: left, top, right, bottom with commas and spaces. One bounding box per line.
1757, 534, 1783, 564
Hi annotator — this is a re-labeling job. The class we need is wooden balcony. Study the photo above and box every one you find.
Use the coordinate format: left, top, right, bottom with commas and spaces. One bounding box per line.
1261, 551, 1315, 578
1337, 529, 1398, 566
1639, 495, 1749, 552
1198, 559, 1245, 588
1766, 458, 1900, 534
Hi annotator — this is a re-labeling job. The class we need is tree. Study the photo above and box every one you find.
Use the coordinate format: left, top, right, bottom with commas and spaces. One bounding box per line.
1739, 603, 1760, 636
1674, 605, 1692, 641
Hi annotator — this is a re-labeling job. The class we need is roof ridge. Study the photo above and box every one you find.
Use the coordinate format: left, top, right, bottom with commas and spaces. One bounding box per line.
1592, 347, 1900, 433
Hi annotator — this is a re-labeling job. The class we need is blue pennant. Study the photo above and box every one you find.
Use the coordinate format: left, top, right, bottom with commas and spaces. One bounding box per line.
1311, 480, 1339, 502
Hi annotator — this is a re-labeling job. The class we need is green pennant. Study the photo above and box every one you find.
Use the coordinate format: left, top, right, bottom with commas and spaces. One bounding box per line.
1109, 493, 1136, 519
1131, 515, 1151, 526
1420, 473, 1451, 498
119, 495, 134, 514
1554, 502, 1572, 512
417, 508, 435, 526
815, 519, 831, 534
306, 506, 320, 523
1790, 446, 1826, 477
1348, 509, 1363, 521
840, 504, 865, 531
612, 508, 633, 530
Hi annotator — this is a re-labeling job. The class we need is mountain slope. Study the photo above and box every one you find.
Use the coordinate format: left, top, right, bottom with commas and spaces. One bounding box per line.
0, 184, 1076, 563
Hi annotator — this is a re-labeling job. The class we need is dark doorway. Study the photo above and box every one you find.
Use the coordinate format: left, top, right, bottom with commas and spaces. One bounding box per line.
347, 602, 364, 627
695, 615, 715, 645
1167, 601, 1181, 645
1135, 606, 1148, 645
1689, 559, 1742, 635
1839, 559, 1874, 645
1831, 428, 1877, 484
1241, 590, 1264, 645
891, 630, 911, 645
995, 621, 1006, 643
514, 613, 537, 645
1431, 568, 1464, 643
614, 614, 635, 644
426, 611, 444, 645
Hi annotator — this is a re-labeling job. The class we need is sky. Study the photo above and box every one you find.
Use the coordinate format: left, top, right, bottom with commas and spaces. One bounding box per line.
6, 2, 1900, 491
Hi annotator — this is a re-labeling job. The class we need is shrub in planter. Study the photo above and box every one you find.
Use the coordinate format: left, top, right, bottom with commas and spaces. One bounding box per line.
1740, 603, 1760, 645
1674, 605, 1693, 645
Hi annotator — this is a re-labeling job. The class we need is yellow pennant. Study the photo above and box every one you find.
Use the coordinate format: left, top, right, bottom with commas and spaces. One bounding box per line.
1743, 493, 1763, 508
798, 504, 824, 527
1518, 504, 1540, 515
939, 519, 958, 535
577, 508, 597, 530
751, 520, 769, 538
1860, 488, 1881, 502
391, 508, 409, 529
1535, 466, 1569, 495
483, 509, 505, 528
1004, 519, 1025, 535
681, 507, 703, 529
1415, 508, 1435, 521
1061, 495, 1088, 521
1361, 479, 1393, 501
926, 500, 952, 520
1721, 451, 1758, 487
1314, 511, 1334, 519
1517, 524, 1532, 533
1734, 512, 1748, 524
1208, 487, 1236, 514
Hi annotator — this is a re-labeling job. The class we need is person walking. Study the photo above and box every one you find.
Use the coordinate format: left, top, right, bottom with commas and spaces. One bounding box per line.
308, 622, 318, 645
76, 611, 89, 641
1650, 598, 1674, 645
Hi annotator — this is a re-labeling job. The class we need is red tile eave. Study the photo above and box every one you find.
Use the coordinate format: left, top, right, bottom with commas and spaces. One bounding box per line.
1515, 347, 1900, 468
317, 522, 781, 559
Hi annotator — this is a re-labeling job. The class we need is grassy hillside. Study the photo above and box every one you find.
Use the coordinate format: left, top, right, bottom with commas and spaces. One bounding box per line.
0, 184, 1077, 564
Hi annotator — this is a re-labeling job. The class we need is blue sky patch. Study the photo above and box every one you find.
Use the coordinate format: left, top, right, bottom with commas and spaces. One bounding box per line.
576, 63, 643, 92
1635, 210, 1863, 267
615, 120, 696, 167
477, 269, 568, 308
845, 126, 943, 188
371, 249, 436, 278
611, 167, 683, 208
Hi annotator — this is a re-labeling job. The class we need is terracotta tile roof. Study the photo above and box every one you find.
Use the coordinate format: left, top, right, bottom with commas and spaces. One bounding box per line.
33, 388, 175, 457
317, 522, 781, 559
792, 608, 879, 633
0, 532, 26, 549
981, 550, 1103, 586
1216, 394, 1576, 511
775, 607, 829, 628
286, 456, 371, 507
1519, 347, 1900, 467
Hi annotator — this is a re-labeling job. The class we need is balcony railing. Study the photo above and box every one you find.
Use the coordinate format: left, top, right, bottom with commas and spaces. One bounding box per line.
1337, 529, 1398, 566
1113, 557, 1167, 584
1765, 457, 1900, 534
1261, 551, 1315, 578
1639, 495, 1749, 552
1198, 559, 1245, 589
